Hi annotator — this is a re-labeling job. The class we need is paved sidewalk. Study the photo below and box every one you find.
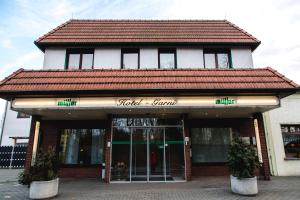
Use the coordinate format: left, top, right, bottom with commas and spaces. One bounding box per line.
0, 169, 22, 183
1, 176, 300, 200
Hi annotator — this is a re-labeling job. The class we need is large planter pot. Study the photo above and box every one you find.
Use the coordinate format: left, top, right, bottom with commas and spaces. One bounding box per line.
230, 175, 257, 196
29, 178, 59, 199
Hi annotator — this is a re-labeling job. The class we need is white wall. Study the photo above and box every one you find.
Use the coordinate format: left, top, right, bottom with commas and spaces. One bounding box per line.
231, 48, 253, 68
0, 101, 31, 146
43, 48, 66, 69
94, 49, 121, 69
264, 93, 300, 176
140, 48, 158, 69
177, 49, 204, 68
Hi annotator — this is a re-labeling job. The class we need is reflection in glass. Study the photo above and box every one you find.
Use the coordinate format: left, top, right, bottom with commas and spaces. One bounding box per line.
59, 129, 105, 165
123, 53, 138, 69
281, 125, 300, 158
165, 127, 185, 181
81, 54, 93, 69
68, 54, 80, 69
204, 54, 216, 68
160, 53, 175, 69
191, 128, 232, 163
111, 128, 130, 181
217, 53, 229, 68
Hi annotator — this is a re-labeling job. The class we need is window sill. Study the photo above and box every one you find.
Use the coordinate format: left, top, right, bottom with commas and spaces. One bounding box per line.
284, 157, 300, 161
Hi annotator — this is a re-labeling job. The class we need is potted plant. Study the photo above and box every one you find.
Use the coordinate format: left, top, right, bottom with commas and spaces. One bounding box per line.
19, 147, 59, 199
227, 137, 260, 196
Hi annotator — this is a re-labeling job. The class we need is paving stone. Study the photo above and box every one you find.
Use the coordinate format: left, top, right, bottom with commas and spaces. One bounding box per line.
0, 176, 300, 200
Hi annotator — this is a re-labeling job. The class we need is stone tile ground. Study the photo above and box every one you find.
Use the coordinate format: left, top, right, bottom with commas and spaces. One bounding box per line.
0, 170, 300, 200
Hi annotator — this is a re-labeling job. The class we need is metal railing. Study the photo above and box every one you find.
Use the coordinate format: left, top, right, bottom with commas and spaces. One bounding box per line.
0, 145, 27, 168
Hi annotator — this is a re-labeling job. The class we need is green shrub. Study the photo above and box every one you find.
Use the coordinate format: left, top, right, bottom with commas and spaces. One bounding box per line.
18, 147, 59, 186
227, 137, 260, 178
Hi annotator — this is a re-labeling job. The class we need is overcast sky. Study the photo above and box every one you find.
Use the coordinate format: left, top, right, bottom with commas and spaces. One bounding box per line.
0, 0, 300, 126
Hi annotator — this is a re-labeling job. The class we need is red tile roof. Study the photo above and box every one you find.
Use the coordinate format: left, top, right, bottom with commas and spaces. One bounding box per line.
0, 68, 298, 97
35, 20, 260, 50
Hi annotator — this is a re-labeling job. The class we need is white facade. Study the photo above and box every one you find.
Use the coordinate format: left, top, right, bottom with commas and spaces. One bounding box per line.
43, 48, 66, 69
41, 47, 253, 69
231, 48, 253, 68
263, 93, 300, 176
0, 101, 31, 146
94, 49, 121, 69
177, 48, 204, 68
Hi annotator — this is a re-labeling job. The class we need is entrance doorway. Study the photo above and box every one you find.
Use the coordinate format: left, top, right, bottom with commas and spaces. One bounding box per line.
111, 118, 185, 182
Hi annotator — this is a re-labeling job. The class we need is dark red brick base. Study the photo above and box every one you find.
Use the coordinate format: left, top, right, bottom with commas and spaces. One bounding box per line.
59, 166, 102, 178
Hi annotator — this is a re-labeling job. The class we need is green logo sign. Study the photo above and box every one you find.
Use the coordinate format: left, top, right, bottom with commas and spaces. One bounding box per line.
57, 98, 77, 106
215, 97, 236, 105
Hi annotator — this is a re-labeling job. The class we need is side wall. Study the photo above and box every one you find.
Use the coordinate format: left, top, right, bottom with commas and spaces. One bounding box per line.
264, 93, 300, 176
0, 101, 31, 146
43, 48, 66, 69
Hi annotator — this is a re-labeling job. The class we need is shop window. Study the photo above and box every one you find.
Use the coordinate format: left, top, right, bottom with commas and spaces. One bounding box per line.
66, 49, 94, 69
121, 49, 139, 69
281, 125, 300, 159
191, 128, 233, 163
59, 129, 105, 165
17, 112, 30, 118
159, 49, 176, 69
204, 50, 230, 69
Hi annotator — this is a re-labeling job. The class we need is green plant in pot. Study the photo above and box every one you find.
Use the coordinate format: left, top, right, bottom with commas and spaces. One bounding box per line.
19, 147, 59, 199
227, 137, 260, 196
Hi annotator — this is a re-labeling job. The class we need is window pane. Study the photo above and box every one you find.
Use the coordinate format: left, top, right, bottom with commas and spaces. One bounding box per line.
191, 128, 232, 163
60, 129, 80, 164
123, 53, 138, 69
217, 53, 229, 68
91, 129, 105, 164
68, 54, 80, 69
204, 54, 216, 68
78, 129, 92, 164
59, 129, 105, 165
281, 125, 300, 158
82, 54, 93, 69
160, 53, 175, 69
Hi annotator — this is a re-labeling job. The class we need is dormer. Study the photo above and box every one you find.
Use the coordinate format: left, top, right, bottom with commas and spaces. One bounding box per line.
37, 20, 259, 70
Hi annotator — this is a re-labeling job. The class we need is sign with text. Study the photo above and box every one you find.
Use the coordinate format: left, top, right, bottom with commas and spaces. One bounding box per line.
12, 96, 279, 109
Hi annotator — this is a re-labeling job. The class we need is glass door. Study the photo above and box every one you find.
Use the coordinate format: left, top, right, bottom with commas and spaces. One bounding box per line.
131, 128, 148, 181
111, 117, 185, 182
149, 128, 165, 181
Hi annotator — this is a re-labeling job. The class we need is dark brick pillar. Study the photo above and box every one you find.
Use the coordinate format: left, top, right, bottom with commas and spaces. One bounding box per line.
183, 114, 192, 181
24, 116, 39, 173
254, 113, 271, 180
104, 115, 112, 183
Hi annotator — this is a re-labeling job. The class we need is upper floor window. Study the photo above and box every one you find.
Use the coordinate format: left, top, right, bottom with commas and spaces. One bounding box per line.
121, 49, 139, 69
66, 49, 94, 69
204, 50, 231, 69
281, 125, 300, 159
159, 49, 176, 69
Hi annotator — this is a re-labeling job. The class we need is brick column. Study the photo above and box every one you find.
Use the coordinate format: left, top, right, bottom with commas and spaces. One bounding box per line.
253, 113, 271, 180
183, 114, 192, 181
104, 115, 112, 183
24, 116, 39, 173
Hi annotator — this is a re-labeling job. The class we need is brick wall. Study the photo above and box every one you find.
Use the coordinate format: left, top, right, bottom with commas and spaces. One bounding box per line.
59, 166, 102, 178
254, 113, 271, 180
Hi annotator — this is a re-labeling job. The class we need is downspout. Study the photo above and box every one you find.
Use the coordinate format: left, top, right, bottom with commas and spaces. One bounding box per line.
0, 101, 8, 145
